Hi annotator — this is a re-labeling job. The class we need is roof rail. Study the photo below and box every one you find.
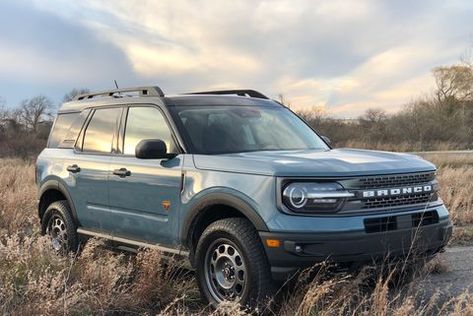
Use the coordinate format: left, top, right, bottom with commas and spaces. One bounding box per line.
184, 89, 269, 99
74, 86, 164, 101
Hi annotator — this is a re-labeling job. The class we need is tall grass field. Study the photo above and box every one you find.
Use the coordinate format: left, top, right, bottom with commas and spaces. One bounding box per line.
1, 155, 472, 315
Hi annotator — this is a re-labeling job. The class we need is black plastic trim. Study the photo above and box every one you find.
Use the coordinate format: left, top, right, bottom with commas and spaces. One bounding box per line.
259, 218, 452, 280
183, 89, 269, 99
38, 179, 80, 227
180, 192, 269, 245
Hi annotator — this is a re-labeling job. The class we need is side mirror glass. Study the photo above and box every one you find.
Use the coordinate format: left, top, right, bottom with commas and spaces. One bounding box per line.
135, 139, 176, 159
321, 135, 332, 146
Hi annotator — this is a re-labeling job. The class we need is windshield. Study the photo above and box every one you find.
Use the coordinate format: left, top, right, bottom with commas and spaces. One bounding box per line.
169, 105, 329, 154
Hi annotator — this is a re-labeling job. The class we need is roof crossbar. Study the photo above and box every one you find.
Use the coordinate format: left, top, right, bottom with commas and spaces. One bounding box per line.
74, 86, 164, 100
184, 89, 269, 99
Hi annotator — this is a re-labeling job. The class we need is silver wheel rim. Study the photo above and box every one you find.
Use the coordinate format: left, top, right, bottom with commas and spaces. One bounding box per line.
47, 215, 68, 251
204, 240, 247, 302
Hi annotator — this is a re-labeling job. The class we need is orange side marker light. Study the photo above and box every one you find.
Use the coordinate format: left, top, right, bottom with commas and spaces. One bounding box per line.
162, 200, 171, 211
266, 239, 281, 248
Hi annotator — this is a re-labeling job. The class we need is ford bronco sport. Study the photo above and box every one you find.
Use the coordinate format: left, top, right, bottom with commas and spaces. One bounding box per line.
37, 86, 452, 306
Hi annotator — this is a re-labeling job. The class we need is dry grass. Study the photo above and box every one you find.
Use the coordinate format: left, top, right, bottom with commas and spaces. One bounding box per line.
339, 141, 465, 153
1, 157, 473, 315
436, 167, 473, 225
421, 153, 473, 244
419, 153, 473, 169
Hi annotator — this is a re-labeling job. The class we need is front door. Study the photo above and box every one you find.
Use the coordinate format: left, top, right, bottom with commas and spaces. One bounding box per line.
108, 105, 182, 245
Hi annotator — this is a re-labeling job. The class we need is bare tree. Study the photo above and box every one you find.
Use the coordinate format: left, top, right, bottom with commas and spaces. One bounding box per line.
360, 108, 387, 125
0, 98, 7, 126
63, 88, 90, 102
18, 95, 54, 133
297, 106, 326, 126
0, 102, 8, 137
433, 65, 473, 102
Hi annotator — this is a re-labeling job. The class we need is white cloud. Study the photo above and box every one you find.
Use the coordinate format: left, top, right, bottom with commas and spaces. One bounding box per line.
7, 0, 473, 115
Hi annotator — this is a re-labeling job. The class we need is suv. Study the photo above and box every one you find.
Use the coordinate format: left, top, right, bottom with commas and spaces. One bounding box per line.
37, 86, 452, 306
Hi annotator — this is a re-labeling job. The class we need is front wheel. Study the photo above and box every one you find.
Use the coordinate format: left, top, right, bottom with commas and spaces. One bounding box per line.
195, 218, 273, 308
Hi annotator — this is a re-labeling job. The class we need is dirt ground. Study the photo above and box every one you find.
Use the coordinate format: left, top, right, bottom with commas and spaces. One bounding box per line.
420, 246, 473, 300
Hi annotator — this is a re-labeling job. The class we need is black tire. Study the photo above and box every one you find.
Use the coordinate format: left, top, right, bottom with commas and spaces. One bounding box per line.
195, 217, 273, 308
43, 200, 80, 254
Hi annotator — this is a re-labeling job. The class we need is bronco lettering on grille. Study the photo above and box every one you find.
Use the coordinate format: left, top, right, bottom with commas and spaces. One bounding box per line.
361, 185, 432, 198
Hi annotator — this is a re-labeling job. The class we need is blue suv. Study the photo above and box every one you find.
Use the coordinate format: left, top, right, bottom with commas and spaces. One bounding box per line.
37, 86, 452, 306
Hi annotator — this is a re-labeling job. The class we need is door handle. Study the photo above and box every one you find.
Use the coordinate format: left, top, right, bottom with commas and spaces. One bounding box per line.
113, 168, 131, 178
66, 164, 81, 173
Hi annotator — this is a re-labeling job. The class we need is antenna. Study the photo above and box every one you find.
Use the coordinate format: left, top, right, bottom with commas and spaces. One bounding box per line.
113, 80, 121, 97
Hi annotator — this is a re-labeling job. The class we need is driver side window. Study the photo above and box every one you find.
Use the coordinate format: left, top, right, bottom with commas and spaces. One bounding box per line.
123, 106, 175, 155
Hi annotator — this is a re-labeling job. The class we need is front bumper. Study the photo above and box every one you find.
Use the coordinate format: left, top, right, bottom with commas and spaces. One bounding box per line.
260, 215, 452, 281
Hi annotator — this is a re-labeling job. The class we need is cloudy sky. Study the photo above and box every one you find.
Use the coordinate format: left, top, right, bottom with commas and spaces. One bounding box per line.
0, 0, 471, 117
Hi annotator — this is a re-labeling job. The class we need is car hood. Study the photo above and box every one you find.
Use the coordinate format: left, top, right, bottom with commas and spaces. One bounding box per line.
192, 148, 436, 177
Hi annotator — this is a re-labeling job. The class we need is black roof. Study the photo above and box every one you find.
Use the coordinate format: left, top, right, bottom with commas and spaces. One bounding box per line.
164, 95, 276, 107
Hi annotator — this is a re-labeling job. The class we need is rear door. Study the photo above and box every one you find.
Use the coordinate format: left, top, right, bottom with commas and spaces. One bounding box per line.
67, 106, 122, 231
108, 105, 183, 245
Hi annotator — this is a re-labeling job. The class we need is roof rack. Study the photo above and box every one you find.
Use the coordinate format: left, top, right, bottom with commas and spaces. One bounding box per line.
184, 89, 269, 99
74, 86, 164, 101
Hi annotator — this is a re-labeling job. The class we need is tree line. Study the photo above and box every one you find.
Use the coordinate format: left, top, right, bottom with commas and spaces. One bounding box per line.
1, 62, 472, 159
0, 89, 88, 159
297, 62, 473, 151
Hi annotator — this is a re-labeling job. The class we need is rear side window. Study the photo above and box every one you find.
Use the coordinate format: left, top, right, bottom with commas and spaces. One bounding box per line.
48, 112, 80, 148
82, 108, 121, 153
58, 110, 91, 148
123, 106, 175, 155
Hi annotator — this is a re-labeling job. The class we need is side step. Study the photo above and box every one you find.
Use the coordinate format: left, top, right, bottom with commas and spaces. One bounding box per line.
76, 228, 189, 257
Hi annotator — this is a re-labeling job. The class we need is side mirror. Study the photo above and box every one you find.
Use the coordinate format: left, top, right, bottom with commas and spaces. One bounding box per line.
135, 139, 176, 159
321, 135, 332, 146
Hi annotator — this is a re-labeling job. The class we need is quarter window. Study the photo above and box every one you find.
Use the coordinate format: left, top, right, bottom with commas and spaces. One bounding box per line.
123, 106, 174, 155
48, 112, 80, 148
82, 108, 121, 153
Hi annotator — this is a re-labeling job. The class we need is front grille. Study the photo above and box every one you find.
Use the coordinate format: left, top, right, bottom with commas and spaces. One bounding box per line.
362, 192, 436, 209
358, 172, 435, 189
364, 216, 397, 233
412, 210, 439, 227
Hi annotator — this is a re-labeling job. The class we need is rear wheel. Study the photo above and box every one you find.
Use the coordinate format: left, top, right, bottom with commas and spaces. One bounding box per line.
195, 218, 273, 308
44, 201, 79, 254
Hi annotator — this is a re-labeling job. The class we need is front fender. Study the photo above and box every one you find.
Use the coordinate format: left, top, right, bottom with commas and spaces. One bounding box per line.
179, 188, 269, 244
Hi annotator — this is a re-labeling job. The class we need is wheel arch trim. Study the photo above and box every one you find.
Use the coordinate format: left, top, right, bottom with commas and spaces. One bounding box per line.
180, 192, 269, 246
38, 179, 80, 227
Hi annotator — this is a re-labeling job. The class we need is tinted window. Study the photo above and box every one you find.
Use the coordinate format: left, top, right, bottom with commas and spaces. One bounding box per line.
170, 105, 328, 154
48, 112, 80, 148
123, 106, 174, 155
82, 108, 121, 153
58, 110, 91, 148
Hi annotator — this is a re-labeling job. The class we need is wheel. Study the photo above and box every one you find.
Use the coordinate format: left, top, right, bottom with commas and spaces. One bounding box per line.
195, 218, 273, 308
44, 201, 79, 254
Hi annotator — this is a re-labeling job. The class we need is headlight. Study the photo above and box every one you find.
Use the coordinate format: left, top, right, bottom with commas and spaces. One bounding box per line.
282, 182, 354, 213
